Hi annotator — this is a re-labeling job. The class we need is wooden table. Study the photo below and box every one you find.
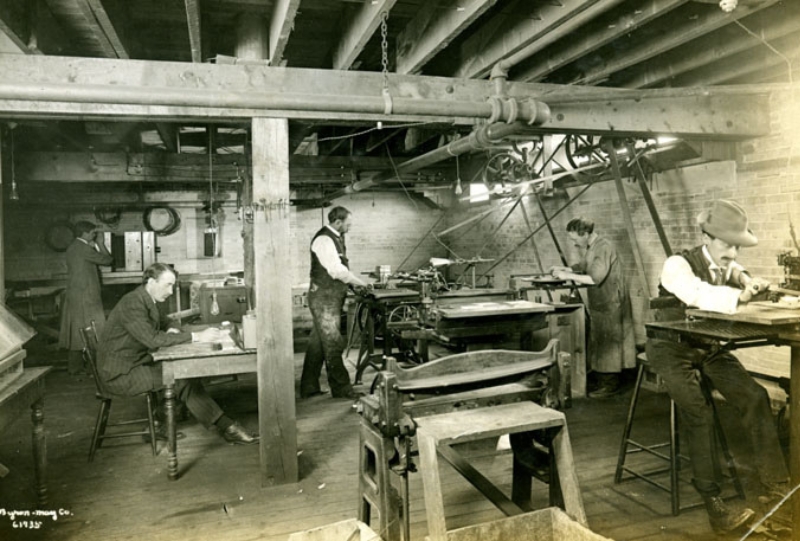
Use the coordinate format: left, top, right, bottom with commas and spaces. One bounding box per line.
152, 335, 256, 480
654, 303, 800, 539
0, 367, 51, 506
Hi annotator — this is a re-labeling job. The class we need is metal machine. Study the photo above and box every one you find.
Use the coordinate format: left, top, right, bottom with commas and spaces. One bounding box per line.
357, 341, 571, 541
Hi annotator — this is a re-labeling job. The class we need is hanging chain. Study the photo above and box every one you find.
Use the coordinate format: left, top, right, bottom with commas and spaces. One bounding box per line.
380, 11, 389, 93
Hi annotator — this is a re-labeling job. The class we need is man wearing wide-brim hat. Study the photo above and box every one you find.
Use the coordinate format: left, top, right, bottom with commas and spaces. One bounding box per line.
646, 199, 789, 534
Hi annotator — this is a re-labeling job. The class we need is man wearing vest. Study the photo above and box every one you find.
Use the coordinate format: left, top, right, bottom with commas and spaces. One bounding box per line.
646, 200, 789, 534
300, 206, 369, 400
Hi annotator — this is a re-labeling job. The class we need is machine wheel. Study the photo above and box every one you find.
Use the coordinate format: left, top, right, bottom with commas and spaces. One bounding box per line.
565, 134, 610, 178
387, 305, 423, 365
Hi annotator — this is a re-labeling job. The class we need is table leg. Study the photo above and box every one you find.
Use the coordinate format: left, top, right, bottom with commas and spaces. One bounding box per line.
791, 346, 799, 541
165, 385, 178, 480
31, 398, 47, 507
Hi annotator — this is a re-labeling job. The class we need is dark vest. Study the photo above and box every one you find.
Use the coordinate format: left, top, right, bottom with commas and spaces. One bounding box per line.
657, 245, 739, 320
309, 226, 349, 295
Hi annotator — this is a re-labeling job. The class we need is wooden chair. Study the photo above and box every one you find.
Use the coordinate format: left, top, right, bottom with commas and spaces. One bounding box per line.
80, 322, 158, 462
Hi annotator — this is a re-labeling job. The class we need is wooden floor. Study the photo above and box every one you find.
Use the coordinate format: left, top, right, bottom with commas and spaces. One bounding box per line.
0, 348, 787, 541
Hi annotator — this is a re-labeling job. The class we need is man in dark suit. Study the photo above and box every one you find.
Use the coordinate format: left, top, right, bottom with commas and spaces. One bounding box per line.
97, 262, 257, 445
59, 221, 113, 375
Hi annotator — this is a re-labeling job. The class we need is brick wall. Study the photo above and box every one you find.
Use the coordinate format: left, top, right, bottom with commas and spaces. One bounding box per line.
3, 191, 446, 287
446, 88, 800, 381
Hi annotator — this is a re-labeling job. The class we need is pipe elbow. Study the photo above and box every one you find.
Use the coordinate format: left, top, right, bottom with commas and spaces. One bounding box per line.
490, 62, 509, 81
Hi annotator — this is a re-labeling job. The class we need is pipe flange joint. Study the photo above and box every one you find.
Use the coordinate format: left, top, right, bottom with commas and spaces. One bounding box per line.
382, 88, 393, 115
487, 96, 502, 124
526, 98, 551, 126
505, 97, 519, 124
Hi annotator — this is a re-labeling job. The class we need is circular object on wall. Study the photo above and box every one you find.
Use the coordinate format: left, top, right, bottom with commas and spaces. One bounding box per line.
44, 220, 76, 252
143, 206, 181, 236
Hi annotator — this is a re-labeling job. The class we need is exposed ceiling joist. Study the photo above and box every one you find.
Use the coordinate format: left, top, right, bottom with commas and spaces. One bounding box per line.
85, 0, 128, 58
515, 0, 689, 82
73, 0, 121, 58
184, 0, 202, 63
333, 0, 398, 71
269, 0, 301, 66
455, 0, 618, 79
621, 6, 800, 88
396, 0, 499, 75
573, 0, 781, 85
672, 33, 800, 86
155, 122, 178, 152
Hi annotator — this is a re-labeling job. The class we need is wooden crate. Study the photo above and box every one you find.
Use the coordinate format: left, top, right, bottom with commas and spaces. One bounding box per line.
446, 507, 613, 541
0, 349, 26, 393
288, 519, 381, 541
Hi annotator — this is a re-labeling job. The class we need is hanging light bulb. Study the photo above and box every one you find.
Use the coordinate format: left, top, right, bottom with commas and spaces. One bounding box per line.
454, 155, 463, 195
210, 290, 220, 316
9, 126, 19, 201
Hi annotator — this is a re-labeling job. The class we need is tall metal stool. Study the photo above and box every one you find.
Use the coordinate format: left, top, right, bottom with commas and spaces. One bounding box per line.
614, 352, 744, 515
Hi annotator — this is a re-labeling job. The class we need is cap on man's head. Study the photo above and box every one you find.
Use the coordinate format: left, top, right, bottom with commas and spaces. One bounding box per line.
697, 199, 757, 247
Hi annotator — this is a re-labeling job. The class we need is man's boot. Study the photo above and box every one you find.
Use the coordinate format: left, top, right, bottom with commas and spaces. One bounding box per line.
588, 372, 620, 398
703, 495, 754, 534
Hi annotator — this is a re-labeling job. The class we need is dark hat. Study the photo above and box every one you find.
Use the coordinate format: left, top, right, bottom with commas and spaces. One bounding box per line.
697, 199, 757, 247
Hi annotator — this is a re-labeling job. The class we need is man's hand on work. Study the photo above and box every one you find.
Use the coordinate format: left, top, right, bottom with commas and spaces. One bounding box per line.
739, 277, 771, 304
192, 327, 227, 343
548, 265, 571, 274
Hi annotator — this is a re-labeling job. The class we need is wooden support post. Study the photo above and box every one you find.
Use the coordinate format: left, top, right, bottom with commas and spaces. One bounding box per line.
0, 128, 5, 294
252, 117, 298, 485
237, 14, 269, 305
604, 141, 651, 296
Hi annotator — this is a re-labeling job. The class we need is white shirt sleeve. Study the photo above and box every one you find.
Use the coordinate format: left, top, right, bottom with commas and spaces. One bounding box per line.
311, 235, 365, 286
661, 255, 741, 314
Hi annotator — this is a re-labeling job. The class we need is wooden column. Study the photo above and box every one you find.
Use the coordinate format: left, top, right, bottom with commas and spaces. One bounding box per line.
237, 14, 269, 301
0, 128, 5, 294
252, 117, 297, 485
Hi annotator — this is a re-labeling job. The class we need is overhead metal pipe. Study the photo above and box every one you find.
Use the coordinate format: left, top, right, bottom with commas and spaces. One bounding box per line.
0, 82, 549, 125
324, 119, 550, 203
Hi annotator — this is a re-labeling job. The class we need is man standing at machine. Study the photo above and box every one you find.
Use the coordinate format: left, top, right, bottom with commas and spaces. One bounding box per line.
551, 218, 635, 398
300, 206, 369, 400
59, 221, 113, 375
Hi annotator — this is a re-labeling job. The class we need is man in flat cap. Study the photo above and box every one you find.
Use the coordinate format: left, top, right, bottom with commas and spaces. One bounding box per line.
646, 199, 788, 534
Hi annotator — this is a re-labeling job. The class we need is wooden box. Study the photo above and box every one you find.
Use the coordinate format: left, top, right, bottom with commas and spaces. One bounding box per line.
446, 507, 612, 541
288, 519, 381, 541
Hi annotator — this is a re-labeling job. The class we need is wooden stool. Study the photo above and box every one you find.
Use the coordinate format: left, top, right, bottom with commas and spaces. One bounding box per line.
415, 401, 586, 541
614, 352, 744, 515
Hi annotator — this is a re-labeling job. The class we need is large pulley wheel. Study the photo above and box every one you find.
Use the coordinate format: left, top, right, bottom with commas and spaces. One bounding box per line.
482, 152, 525, 191
565, 134, 610, 178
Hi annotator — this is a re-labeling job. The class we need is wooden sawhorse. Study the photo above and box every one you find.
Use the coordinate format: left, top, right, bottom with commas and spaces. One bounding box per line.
416, 401, 586, 541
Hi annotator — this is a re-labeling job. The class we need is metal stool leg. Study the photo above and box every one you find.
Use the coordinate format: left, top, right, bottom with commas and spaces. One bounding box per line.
615, 364, 646, 483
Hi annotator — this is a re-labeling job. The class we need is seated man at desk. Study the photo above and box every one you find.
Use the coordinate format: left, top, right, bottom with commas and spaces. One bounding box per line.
646, 199, 788, 534
97, 262, 258, 445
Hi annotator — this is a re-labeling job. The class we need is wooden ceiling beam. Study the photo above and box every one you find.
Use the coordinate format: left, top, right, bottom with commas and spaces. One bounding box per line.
269, 0, 301, 66
454, 0, 617, 79
17, 151, 450, 183
0, 55, 775, 138
333, 0, 398, 71
0, 0, 67, 55
85, 0, 128, 58
515, 0, 689, 82
670, 32, 800, 87
573, 0, 781, 85
73, 0, 121, 58
184, 0, 202, 63
620, 5, 800, 88
396, 0, 499, 75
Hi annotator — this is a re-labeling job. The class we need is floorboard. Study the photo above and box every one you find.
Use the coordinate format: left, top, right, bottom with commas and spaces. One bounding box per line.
0, 348, 788, 541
